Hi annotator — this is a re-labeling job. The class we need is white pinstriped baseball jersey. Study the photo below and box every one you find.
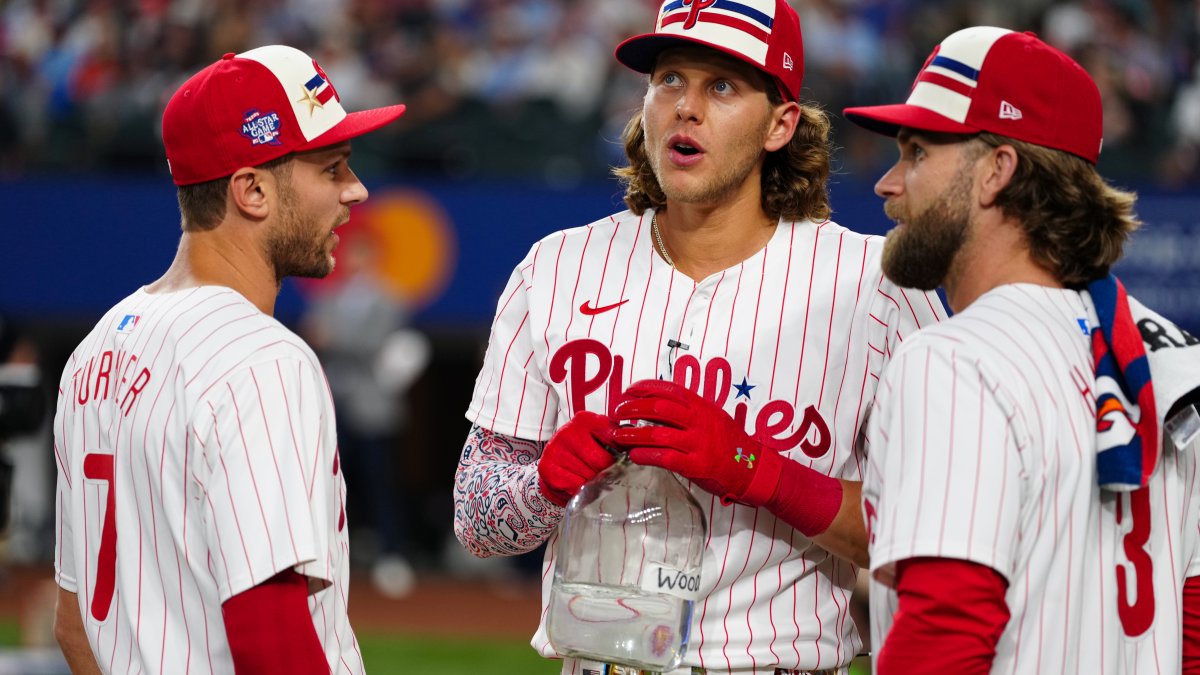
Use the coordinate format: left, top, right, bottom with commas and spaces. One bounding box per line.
1094, 430, 1200, 674
1088, 297, 1200, 674
53, 285, 364, 675
466, 208, 947, 673
863, 284, 1200, 674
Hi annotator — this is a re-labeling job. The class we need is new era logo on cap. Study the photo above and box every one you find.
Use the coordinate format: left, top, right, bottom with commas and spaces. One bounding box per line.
163, 45, 405, 186
844, 26, 1103, 164
615, 0, 805, 101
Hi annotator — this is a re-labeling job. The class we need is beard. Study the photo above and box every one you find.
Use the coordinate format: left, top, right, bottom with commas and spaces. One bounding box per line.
880, 171, 973, 291
265, 183, 345, 281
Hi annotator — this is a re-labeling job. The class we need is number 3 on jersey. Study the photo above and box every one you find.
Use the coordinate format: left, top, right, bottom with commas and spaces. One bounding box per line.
1115, 487, 1154, 637
83, 450, 117, 622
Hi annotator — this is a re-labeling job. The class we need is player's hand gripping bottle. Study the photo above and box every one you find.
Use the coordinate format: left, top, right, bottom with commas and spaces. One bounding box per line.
547, 447, 706, 672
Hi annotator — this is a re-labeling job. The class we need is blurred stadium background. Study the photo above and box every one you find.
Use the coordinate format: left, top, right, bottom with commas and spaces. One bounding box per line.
0, 0, 1197, 672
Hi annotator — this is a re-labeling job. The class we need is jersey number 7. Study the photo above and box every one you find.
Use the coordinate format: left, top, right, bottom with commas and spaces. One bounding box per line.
83, 451, 117, 622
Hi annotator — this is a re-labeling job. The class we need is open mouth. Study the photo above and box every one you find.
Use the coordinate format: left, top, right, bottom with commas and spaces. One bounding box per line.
667, 134, 704, 159
672, 142, 700, 156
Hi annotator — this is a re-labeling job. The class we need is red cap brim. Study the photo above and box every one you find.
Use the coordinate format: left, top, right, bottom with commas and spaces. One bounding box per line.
843, 103, 979, 138
616, 33, 713, 73
296, 104, 407, 151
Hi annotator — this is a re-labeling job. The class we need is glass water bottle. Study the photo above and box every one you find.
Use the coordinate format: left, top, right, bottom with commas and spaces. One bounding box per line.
547, 454, 707, 672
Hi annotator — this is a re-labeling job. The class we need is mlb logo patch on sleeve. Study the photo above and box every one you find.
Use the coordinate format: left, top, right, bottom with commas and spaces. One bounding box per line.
116, 314, 140, 333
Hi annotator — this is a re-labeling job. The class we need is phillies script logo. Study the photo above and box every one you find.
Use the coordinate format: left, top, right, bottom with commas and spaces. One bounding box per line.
682, 0, 716, 29
550, 339, 831, 457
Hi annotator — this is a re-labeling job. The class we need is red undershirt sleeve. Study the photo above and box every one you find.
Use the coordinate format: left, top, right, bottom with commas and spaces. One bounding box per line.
876, 557, 1010, 675
222, 570, 330, 675
1184, 575, 1200, 673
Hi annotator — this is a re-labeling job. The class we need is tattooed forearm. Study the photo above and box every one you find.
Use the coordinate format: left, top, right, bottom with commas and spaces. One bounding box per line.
453, 424, 565, 557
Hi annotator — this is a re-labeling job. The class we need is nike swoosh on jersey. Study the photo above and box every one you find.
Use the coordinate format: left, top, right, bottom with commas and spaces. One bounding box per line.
579, 299, 629, 315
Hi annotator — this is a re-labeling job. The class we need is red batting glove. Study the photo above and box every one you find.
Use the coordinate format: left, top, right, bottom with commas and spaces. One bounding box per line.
537, 411, 619, 507
612, 380, 782, 506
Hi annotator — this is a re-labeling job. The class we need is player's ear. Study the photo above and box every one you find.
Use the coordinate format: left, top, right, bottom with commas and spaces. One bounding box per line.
228, 167, 271, 220
977, 143, 1018, 208
764, 101, 801, 153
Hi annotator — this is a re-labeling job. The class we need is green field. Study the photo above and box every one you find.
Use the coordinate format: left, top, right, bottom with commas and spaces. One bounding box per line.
2, 622, 868, 674
359, 633, 555, 674
0, 621, 18, 647
360, 635, 871, 674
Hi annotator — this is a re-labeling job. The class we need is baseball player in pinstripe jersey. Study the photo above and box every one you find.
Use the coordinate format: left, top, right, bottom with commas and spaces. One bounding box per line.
453, 1, 946, 673
845, 27, 1200, 673
52, 46, 405, 674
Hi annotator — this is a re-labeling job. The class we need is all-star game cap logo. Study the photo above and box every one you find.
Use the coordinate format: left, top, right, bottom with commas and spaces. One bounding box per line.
240, 109, 283, 146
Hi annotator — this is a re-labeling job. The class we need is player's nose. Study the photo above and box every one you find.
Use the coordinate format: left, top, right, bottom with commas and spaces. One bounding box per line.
343, 170, 369, 205
675, 88, 702, 123
874, 163, 903, 199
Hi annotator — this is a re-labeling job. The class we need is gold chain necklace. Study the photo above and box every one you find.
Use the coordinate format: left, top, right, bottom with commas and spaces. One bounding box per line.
651, 212, 675, 269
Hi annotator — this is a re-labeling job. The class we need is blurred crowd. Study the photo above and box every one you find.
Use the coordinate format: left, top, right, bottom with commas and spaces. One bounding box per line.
0, 0, 1198, 185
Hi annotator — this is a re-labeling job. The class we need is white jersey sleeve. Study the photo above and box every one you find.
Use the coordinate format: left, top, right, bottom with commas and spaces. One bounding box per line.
1190, 432, 1200, 581
53, 389, 79, 592
191, 357, 332, 601
865, 273, 948, 373
865, 341, 1025, 586
466, 242, 558, 440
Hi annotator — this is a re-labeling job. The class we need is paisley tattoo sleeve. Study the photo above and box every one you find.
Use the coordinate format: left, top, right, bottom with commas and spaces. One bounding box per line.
453, 423, 564, 557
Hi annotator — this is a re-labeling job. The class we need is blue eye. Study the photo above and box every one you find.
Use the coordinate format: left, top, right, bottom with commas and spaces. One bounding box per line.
900, 143, 924, 162
714, 81, 731, 93
663, 73, 679, 85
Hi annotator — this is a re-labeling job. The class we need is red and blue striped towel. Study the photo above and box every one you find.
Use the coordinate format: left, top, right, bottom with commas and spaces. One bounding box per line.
1089, 274, 1159, 490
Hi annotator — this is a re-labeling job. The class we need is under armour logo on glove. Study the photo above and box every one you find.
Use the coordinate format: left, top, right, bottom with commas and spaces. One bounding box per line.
614, 380, 845, 537
611, 379, 783, 506
734, 447, 755, 468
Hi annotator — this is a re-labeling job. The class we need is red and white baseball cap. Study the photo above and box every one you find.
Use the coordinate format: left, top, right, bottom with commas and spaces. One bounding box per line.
844, 26, 1103, 163
163, 45, 406, 186
615, 0, 804, 102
